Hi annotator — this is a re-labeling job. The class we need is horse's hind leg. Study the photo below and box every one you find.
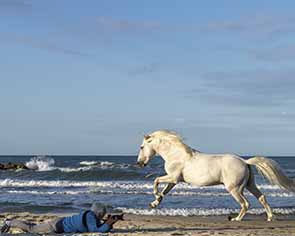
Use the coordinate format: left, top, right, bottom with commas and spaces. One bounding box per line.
228, 187, 249, 221
246, 174, 273, 221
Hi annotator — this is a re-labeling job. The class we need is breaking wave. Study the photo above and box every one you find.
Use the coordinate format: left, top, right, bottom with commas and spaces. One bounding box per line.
79, 160, 118, 169
24, 157, 132, 173
3, 189, 295, 198
79, 161, 98, 166
0, 179, 287, 191
117, 207, 295, 216
25, 156, 55, 171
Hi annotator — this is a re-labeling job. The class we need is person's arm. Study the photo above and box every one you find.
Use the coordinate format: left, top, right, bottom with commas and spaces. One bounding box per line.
86, 213, 112, 233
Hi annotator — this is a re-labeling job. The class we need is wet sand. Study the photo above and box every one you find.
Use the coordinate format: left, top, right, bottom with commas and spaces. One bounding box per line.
1, 212, 295, 235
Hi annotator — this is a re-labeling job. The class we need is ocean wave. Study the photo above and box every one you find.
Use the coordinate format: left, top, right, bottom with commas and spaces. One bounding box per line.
58, 167, 93, 172
0, 179, 286, 193
4, 190, 85, 195
24, 157, 133, 173
0, 179, 151, 188
79, 160, 132, 168
3, 188, 294, 198
0, 179, 273, 189
171, 191, 295, 198
79, 160, 117, 168
79, 161, 98, 166
25, 156, 55, 171
117, 207, 295, 216
98, 161, 114, 167
25, 157, 94, 172
0, 179, 103, 187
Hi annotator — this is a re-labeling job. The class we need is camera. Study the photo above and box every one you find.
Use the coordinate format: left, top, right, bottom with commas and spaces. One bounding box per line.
106, 213, 124, 221
111, 213, 124, 221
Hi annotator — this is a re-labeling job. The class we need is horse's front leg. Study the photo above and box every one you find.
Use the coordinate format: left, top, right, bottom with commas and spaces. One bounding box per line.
150, 175, 178, 208
150, 183, 175, 208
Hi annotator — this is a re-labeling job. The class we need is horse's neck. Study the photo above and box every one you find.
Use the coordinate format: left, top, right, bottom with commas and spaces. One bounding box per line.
154, 142, 191, 163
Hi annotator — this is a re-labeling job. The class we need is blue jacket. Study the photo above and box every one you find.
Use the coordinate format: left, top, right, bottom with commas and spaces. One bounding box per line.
62, 210, 111, 233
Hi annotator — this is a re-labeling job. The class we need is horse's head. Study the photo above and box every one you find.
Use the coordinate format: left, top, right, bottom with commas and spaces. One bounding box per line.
137, 134, 156, 168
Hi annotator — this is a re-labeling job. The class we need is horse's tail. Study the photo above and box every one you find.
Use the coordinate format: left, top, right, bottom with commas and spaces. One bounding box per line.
245, 156, 295, 192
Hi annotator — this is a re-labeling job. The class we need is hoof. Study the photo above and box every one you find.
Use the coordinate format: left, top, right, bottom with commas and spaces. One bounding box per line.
149, 202, 157, 209
228, 216, 240, 221
267, 217, 274, 222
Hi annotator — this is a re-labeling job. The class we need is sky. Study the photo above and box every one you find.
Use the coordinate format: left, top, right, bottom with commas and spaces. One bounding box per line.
0, 0, 295, 156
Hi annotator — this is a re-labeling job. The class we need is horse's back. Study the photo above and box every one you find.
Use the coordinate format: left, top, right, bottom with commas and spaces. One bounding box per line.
182, 153, 249, 188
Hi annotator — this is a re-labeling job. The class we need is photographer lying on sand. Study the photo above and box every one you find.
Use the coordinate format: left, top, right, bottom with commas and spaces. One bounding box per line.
1, 202, 123, 234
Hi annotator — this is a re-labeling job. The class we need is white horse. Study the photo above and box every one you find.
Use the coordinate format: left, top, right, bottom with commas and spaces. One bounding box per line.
137, 130, 295, 221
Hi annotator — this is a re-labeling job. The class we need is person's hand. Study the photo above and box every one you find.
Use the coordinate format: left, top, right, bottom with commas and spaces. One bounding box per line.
104, 216, 118, 226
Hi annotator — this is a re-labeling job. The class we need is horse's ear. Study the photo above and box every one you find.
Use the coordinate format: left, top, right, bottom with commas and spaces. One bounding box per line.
144, 135, 152, 142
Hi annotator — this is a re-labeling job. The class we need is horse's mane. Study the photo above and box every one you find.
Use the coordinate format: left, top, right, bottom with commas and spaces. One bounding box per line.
150, 130, 195, 156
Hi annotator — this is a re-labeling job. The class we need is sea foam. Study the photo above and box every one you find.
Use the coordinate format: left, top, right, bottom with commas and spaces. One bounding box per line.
79, 161, 98, 166
25, 156, 55, 171
25, 157, 126, 173
0, 179, 285, 193
117, 207, 295, 216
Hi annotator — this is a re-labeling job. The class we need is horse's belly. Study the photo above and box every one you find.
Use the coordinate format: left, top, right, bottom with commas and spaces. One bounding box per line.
182, 160, 221, 186
183, 173, 220, 186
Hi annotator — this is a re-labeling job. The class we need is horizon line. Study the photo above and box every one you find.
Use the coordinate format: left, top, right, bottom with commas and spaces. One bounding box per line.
0, 154, 294, 157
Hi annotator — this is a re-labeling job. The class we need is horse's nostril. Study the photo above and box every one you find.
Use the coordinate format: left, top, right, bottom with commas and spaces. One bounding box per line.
137, 161, 145, 167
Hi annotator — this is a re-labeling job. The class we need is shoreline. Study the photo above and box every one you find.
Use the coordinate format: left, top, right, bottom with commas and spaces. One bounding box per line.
1, 212, 295, 235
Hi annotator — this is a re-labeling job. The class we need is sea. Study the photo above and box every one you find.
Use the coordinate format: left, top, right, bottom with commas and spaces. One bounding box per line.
0, 155, 294, 217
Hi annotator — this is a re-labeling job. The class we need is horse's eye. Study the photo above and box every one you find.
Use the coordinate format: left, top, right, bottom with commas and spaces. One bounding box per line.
140, 146, 144, 150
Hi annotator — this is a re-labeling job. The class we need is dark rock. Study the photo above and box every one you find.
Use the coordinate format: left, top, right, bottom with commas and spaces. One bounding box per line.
0, 162, 28, 170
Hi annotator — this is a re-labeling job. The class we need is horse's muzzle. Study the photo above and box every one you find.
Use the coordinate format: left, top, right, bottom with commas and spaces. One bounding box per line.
137, 161, 146, 168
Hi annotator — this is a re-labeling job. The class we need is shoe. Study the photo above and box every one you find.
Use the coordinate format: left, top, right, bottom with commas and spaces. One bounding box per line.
1, 220, 11, 234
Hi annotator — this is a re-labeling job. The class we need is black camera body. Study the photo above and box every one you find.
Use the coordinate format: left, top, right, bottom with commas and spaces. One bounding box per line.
110, 213, 124, 221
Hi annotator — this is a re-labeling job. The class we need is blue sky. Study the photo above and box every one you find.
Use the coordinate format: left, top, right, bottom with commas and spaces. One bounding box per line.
1, 0, 295, 155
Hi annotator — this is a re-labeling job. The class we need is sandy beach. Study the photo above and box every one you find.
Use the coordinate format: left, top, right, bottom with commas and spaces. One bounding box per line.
1, 212, 295, 236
